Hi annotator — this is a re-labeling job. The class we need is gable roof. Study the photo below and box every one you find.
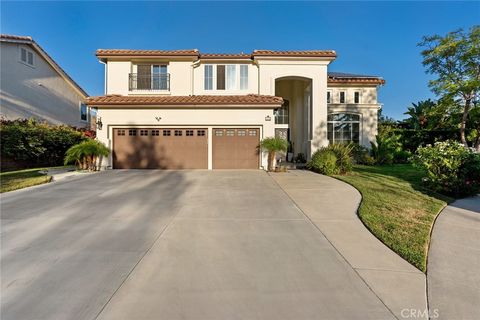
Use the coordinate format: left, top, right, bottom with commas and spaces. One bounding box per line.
0, 34, 88, 98
328, 71, 385, 85
86, 94, 283, 107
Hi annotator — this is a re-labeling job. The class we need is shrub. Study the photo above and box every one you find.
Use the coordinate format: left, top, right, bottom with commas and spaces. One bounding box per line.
260, 137, 288, 171
371, 127, 411, 164
64, 140, 110, 171
307, 144, 353, 175
0, 119, 87, 170
351, 144, 375, 166
307, 150, 339, 175
411, 140, 480, 197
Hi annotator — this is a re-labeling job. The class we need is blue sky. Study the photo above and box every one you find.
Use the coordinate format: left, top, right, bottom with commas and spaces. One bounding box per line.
1, 1, 478, 119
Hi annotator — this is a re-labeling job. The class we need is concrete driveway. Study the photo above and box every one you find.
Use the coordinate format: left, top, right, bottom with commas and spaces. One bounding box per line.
2, 170, 395, 320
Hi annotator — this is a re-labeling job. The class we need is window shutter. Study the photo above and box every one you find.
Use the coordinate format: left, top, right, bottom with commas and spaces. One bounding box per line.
216, 65, 225, 90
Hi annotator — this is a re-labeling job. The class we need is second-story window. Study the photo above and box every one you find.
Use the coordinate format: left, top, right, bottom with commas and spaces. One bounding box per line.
339, 91, 346, 104
204, 65, 213, 90
327, 91, 331, 103
217, 65, 226, 90
226, 65, 236, 90
354, 91, 361, 103
134, 64, 168, 90
240, 65, 248, 90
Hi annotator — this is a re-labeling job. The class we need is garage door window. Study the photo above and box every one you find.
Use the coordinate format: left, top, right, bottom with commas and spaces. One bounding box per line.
186, 130, 194, 136
237, 130, 246, 136
129, 129, 137, 136
248, 130, 257, 136
226, 129, 235, 136
140, 129, 148, 136
215, 130, 223, 136
163, 130, 171, 136
151, 130, 160, 136
174, 130, 183, 136
118, 129, 125, 136
197, 130, 206, 136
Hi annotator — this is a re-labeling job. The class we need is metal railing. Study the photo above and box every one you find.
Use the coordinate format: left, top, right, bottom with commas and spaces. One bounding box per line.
129, 73, 170, 91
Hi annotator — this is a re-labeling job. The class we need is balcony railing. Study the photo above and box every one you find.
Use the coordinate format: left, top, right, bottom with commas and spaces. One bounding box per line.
129, 73, 170, 91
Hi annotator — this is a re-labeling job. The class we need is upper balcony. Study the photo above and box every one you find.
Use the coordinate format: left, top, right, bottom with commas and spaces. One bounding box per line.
128, 73, 170, 92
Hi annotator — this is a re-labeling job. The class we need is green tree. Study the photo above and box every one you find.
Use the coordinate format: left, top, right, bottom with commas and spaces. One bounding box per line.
418, 26, 480, 147
404, 99, 436, 129
260, 137, 288, 171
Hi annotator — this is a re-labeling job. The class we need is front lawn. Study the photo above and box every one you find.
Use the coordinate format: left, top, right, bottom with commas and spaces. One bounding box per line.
1, 168, 52, 193
334, 164, 452, 272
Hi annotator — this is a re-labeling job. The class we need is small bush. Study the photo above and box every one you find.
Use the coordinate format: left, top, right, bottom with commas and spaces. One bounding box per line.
411, 140, 480, 197
371, 127, 411, 164
307, 144, 354, 175
351, 144, 375, 166
307, 150, 339, 175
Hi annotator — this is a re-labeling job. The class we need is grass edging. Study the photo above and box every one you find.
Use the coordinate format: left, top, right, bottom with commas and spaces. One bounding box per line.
332, 165, 452, 272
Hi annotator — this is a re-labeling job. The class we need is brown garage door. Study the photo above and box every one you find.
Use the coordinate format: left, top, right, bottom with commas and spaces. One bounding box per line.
113, 128, 208, 169
212, 128, 260, 169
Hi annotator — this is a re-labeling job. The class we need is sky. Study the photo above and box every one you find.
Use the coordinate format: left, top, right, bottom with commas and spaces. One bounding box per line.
1, 1, 478, 120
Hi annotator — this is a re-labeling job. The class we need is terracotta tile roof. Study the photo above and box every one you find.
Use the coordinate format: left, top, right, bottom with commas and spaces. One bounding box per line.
86, 94, 283, 107
328, 72, 385, 85
96, 49, 199, 57
0, 34, 33, 41
200, 53, 252, 59
253, 50, 336, 58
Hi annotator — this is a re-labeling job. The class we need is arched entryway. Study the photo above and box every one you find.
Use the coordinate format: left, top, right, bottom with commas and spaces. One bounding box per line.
275, 76, 312, 162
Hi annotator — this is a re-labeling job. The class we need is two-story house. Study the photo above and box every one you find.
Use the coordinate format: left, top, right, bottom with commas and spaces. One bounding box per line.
86, 49, 384, 170
0, 34, 91, 128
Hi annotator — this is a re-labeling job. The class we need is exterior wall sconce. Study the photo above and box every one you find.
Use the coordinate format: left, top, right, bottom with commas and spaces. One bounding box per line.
265, 115, 271, 121
96, 117, 103, 130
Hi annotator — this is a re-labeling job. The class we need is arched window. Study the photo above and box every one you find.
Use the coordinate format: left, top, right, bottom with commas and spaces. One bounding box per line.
327, 113, 360, 144
275, 100, 289, 125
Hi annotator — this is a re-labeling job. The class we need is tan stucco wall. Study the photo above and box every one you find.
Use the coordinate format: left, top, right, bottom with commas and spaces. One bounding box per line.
0, 42, 87, 127
96, 107, 275, 170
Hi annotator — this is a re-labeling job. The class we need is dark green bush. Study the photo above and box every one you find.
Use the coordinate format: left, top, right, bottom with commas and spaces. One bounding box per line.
307, 150, 339, 175
307, 144, 353, 175
351, 144, 375, 165
411, 140, 480, 197
371, 127, 412, 164
1, 119, 87, 170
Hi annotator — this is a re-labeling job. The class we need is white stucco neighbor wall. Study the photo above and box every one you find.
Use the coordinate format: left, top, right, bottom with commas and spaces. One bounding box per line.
96, 107, 275, 170
0, 42, 87, 127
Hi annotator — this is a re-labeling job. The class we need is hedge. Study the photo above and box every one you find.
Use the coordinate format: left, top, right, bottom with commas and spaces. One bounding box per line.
0, 119, 90, 171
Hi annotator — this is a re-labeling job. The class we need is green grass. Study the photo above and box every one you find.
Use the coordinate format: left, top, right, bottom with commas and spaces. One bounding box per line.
334, 164, 452, 272
1, 168, 53, 193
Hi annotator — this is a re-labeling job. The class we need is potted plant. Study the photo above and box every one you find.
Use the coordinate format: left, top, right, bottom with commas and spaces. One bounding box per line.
260, 137, 288, 171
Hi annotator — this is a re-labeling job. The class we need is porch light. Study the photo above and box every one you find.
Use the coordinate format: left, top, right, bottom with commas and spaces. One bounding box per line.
96, 117, 103, 130
265, 115, 271, 121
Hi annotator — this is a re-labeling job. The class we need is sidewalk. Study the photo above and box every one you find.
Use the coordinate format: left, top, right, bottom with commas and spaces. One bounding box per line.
271, 170, 428, 320
427, 195, 480, 320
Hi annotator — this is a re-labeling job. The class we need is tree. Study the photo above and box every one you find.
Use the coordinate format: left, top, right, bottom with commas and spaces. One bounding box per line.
259, 137, 288, 171
418, 26, 480, 147
404, 99, 436, 129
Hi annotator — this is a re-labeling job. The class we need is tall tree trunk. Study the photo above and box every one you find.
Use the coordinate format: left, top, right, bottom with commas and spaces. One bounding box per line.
460, 99, 471, 147
268, 151, 275, 171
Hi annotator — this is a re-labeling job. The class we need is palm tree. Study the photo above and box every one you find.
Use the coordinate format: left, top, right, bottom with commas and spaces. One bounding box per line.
260, 137, 288, 171
64, 139, 110, 171
404, 99, 436, 129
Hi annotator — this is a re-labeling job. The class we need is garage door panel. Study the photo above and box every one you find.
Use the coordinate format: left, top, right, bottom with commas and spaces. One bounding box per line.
113, 128, 207, 169
212, 128, 259, 169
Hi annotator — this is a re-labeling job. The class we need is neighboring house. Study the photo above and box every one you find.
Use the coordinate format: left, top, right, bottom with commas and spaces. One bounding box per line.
0, 34, 91, 128
86, 49, 384, 170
